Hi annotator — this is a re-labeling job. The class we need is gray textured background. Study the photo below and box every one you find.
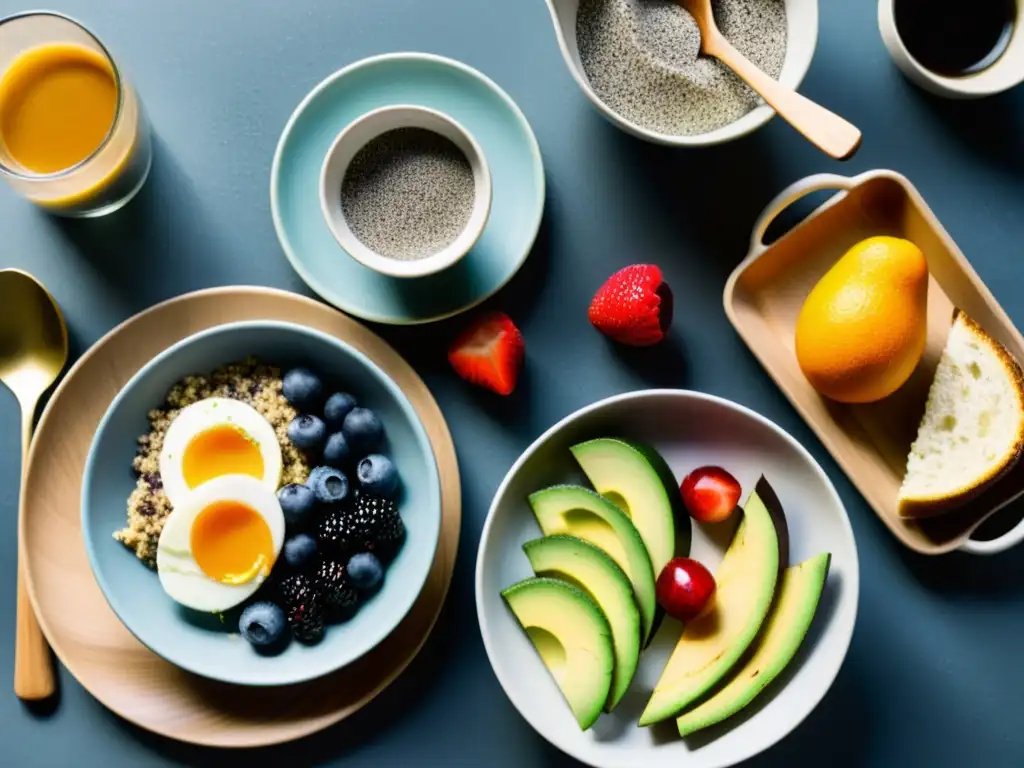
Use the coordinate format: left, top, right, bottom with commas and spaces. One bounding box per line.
1, 1, 1023, 766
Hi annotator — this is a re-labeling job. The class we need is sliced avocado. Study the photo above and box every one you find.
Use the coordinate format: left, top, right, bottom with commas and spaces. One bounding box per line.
523, 535, 641, 712
571, 438, 691, 573
639, 476, 786, 726
529, 485, 657, 644
501, 576, 614, 731
676, 552, 831, 737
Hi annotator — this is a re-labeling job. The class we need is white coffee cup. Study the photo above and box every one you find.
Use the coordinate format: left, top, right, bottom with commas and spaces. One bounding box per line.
878, 0, 1024, 98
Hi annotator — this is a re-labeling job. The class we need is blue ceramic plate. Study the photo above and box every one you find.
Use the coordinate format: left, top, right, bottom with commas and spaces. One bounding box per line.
82, 321, 442, 686
270, 52, 545, 325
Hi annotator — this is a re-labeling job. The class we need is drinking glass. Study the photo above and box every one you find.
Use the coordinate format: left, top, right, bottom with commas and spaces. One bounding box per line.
0, 11, 152, 217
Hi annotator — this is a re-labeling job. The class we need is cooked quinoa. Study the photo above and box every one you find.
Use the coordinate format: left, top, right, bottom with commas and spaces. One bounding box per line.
113, 358, 311, 568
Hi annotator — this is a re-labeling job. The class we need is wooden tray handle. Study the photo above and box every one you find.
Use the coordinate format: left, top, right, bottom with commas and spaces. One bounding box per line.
960, 489, 1024, 555
747, 173, 856, 257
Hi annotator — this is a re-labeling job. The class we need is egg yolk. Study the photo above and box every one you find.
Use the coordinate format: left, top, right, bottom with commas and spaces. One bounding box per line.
190, 500, 274, 585
181, 424, 264, 489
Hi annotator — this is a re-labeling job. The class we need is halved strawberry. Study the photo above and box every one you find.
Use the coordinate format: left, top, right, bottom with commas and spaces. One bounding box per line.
588, 264, 673, 346
680, 466, 741, 523
448, 312, 525, 395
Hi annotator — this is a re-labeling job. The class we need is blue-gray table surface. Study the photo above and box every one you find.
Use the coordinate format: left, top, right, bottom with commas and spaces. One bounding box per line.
2, 1, 1023, 766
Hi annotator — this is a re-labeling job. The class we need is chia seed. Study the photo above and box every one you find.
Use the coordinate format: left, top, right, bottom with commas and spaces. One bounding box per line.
340, 128, 476, 261
577, 0, 788, 136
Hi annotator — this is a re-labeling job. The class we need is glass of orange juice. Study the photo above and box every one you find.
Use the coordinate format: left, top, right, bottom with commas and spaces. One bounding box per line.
0, 11, 151, 217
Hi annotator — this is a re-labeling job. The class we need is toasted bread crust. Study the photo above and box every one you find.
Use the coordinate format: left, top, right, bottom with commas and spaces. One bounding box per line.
898, 310, 1024, 519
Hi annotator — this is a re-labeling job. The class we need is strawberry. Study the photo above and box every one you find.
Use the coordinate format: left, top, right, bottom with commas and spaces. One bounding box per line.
448, 312, 525, 395
588, 264, 673, 346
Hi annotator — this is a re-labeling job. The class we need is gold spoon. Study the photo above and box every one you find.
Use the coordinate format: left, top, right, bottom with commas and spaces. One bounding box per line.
675, 0, 862, 160
0, 269, 68, 700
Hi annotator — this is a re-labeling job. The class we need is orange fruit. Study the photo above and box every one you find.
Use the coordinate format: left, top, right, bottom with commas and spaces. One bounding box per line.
795, 236, 929, 404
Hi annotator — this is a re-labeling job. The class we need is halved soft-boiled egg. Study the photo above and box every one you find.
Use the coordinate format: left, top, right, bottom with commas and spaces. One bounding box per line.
159, 397, 282, 508
156, 474, 286, 612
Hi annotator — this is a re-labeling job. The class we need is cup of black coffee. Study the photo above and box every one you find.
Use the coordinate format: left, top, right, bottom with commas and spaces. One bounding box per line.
879, 0, 1024, 97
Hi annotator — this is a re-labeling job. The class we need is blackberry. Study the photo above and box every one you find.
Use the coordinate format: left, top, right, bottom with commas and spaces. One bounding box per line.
314, 559, 360, 620
277, 574, 325, 643
317, 506, 369, 557
354, 495, 405, 560
317, 496, 405, 559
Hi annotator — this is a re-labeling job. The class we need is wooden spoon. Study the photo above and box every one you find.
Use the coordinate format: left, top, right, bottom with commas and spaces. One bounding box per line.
0, 269, 68, 700
677, 0, 862, 160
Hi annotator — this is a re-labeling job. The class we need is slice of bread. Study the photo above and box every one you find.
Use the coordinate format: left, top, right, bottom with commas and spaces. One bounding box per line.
898, 310, 1024, 519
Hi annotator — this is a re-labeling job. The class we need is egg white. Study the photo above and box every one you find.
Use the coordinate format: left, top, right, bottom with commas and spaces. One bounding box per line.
156, 474, 286, 613
158, 396, 282, 508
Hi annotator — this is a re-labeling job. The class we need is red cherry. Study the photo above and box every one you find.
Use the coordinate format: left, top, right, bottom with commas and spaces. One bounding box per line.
680, 466, 741, 523
656, 557, 716, 623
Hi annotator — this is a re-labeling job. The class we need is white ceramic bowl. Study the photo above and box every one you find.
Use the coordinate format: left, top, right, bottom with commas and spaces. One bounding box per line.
476, 390, 858, 768
878, 0, 1024, 98
319, 104, 492, 278
544, 0, 819, 147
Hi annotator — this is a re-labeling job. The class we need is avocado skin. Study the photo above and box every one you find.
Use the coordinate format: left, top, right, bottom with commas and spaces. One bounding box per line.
753, 475, 790, 574
501, 576, 615, 731
628, 440, 691, 645
528, 484, 657, 644
628, 440, 693, 557
676, 552, 831, 738
639, 475, 785, 726
523, 533, 642, 712
570, 438, 692, 645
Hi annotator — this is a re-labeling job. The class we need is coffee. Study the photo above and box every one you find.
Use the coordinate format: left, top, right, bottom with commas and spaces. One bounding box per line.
894, 0, 1016, 77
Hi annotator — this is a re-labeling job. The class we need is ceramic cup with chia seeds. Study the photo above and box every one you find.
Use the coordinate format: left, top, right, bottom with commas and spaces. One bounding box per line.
319, 105, 492, 279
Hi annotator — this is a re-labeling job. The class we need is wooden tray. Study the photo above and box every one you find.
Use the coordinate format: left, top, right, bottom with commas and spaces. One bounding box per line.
724, 170, 1024, 556
19, 286, 461, 746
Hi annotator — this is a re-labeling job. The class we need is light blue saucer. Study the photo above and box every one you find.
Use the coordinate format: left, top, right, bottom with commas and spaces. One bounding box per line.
271, 53, 545, 325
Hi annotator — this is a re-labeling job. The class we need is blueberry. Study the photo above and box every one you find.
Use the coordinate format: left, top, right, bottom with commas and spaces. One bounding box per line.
282, 367, 324, 411
323, 432, 352, 468
307, 465, 350, 505
356, 454, 398, 497
306, 465, 332, 487
282, 533, 318, 571
347, 552, 384, 593
287, 414, 327, 451
324, 392, 358, 431
239, 601, 287, 648
277, 483, 317, 529
342, 407, 384, 454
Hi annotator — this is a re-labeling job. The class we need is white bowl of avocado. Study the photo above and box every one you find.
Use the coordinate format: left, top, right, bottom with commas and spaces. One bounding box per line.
475, 389, 858, 768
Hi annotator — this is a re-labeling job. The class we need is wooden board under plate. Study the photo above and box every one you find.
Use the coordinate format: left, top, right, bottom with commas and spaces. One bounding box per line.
19, 286, 461, 746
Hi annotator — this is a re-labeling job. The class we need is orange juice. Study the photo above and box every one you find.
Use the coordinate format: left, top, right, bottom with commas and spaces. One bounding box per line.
0, 43, 117, 174
0, 12, 151, 217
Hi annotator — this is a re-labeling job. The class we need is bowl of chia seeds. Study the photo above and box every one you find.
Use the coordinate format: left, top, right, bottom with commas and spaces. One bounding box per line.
319, 104, 492, 279
545, 0, 818, 146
